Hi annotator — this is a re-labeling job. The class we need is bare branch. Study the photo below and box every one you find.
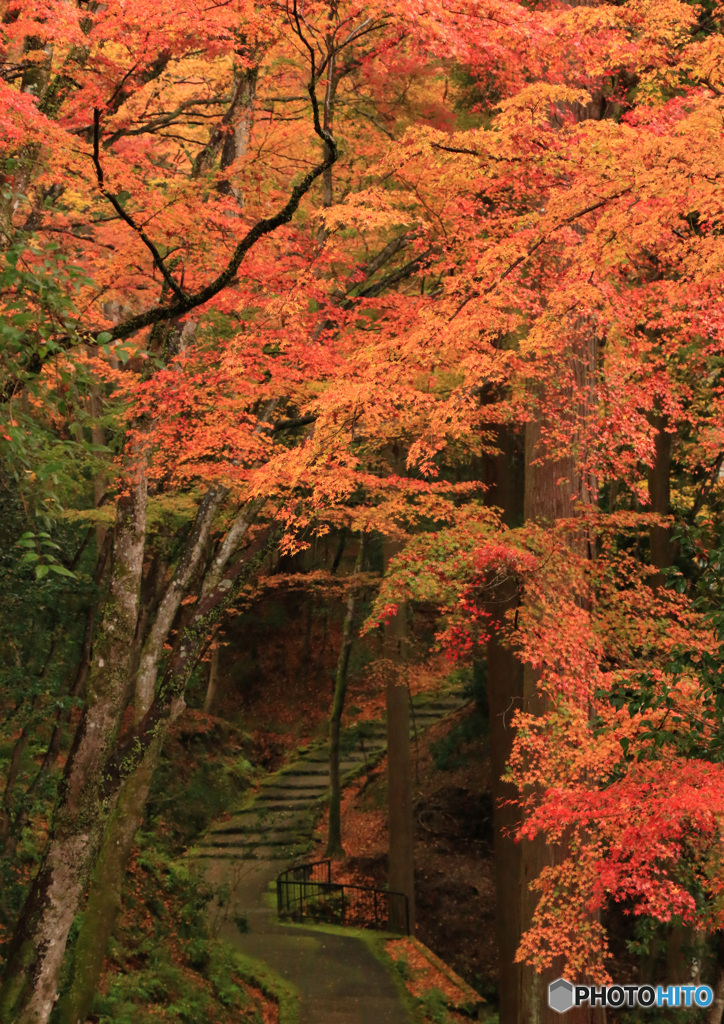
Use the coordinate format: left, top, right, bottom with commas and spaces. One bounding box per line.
92, 109, 188, 302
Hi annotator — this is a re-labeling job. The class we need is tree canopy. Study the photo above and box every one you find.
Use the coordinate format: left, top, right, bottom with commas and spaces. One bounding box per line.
1, 0, 724, 1020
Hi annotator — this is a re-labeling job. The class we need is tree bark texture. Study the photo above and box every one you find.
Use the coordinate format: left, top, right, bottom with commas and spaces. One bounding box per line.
0, 476, 147, 1024
43, 64, 267, 1014
54, 485, 227, 1024
482, 422, 526, 1024
518, 324, 603, 1024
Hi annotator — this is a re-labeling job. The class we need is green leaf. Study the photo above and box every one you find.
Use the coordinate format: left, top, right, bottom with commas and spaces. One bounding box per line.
35, 564, 49, 579
49, 564, 76, 578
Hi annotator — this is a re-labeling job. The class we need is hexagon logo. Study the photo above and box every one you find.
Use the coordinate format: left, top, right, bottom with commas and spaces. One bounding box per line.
548, 978, 574, 1014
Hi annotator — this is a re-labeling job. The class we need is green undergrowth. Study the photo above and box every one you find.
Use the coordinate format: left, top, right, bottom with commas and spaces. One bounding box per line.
89, 842, 288, 1024
429, 665, 489, 773
146, 714, 257, 851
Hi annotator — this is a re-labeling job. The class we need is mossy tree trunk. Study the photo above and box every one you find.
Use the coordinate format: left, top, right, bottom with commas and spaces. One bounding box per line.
0, 476, 147, 1024
51, 522, 274, 1024
54, 485, 226, 1024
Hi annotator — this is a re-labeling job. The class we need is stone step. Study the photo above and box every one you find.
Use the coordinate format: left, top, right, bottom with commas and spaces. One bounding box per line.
209, 810, 307, 830
253, 800, 323, 813
200, 831, 306, 848
209, 821, 300, 838
305, 751, 377, 764
197, 690, 472, 866
420, 699, 468, 712
191, 846, 296, 861
260, 778, 329, 792
256, 790, 326, 804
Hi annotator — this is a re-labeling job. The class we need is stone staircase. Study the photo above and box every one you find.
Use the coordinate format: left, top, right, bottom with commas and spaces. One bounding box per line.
191, 688, 469, 863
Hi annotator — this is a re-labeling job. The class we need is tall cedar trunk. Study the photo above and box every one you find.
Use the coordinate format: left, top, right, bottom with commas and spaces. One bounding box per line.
512, 69, 613, 1024
519, 421, 596, 1024
482, 424, 525, 1024
645, 415, 690, 980
0, 476, 147, 1024
326, 536, 365, 859
384, 540, 415, 934
519, 320, 603, 1024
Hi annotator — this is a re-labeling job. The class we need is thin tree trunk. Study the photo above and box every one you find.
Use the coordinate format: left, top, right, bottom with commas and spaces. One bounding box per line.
0, 475, 147, 1024
647, 412, 673, 582
0, 723, 30, 853
384, 539, 415, 935
326, 535, 365, 859
203, 639, 222, 713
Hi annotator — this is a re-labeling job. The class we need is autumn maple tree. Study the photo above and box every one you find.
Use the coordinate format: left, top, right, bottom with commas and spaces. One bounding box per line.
2, 0, 724, 1021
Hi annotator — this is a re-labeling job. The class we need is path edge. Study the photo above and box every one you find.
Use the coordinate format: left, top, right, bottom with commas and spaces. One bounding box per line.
231, 949, 301, 1024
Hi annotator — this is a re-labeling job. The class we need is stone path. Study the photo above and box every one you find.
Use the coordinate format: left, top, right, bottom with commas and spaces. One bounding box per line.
190, 687, 469, 1023
204, 858, 407, 1024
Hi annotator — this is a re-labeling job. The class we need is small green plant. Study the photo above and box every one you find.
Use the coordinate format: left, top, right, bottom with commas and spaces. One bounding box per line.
430, 706, 487, 771
416, 987, 455, 1024
394, 955, 412, 981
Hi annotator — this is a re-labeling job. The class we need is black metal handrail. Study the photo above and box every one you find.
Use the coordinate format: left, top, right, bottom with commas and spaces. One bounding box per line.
276, 858, 410, 934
